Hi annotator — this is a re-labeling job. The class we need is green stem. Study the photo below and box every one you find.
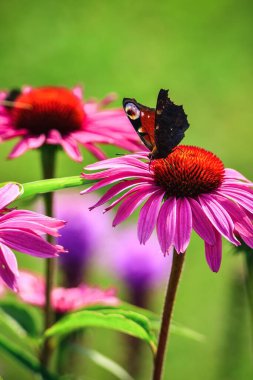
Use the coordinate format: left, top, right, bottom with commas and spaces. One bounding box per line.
152, 251, 185, 380
244, 251, 253, 351
40, 146, 57, 370
21, 176, 88, 199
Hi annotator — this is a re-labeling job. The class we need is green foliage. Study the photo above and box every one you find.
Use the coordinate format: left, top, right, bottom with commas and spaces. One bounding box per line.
0, 308, 57, 379
0, 299, 41, 337
46, 308, 157, 354
68, 346, 134, 380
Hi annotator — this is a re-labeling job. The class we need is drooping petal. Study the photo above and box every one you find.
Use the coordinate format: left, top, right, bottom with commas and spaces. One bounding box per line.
61, 136, 83, 162
72, 85, 84, 100
138, 189, 165, 244
113, 187, 158, 227
188, 198, 216, 245
81, 171, 153, 195
105, 184, 158, 212
83, 143, 107, 160
204, 231, 222, 272
198, 194, 239, 245
0, 229, 62, 258
174, 198, 192, 253
217, 188, 253, 214
0, 210, 65, 236
0, 243, 19, 291
26, 135, 46, 149
156, 197, 177, 254
217, 196, 253, 248
0, 183, 21, 210
8, 139, 31, 159
224, 168, 250, 182
89, 179, 147, 210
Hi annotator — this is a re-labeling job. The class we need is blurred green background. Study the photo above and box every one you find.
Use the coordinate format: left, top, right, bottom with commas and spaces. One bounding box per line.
0, 0, 253, 379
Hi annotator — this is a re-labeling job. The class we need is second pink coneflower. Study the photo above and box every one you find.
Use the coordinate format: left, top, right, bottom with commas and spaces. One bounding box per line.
0, 86, 142, 162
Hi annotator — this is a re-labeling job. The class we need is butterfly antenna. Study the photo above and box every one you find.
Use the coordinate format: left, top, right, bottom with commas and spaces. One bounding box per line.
0, 100, 32, 110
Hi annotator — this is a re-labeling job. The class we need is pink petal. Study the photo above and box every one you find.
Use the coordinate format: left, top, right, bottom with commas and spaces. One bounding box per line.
61, 137, 83, 162
204, 231, 222, 272
8, 139, 30, 158
47, 129, 62, 143
0, 229, 61, 258
72, 85, 84, 100
188, 198, 216, 245
89, 179, 147, 210
0, 210, 65, 236
224, 168, 250, 182
105, 184, 158, 212
156, 198, 177, 254
81, 171, 153, 195
84, 155, 148, 171
174, 198, 192, 253
138, 190, 165, 244
27, 135, 45, 149
217, 197, 253, 248
218, 188, 253, 214
113, 187, 158, 227
0, 243, 19, 291
0, 183, 21, 209
83, 143, 107, 160
198, 194, 239, 245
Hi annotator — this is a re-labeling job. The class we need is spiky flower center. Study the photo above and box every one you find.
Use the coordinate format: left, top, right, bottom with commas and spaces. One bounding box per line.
12, 87, 85, 136
151, 145, 224, 197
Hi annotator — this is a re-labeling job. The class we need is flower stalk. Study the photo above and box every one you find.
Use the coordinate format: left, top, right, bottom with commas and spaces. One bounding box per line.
153, 250, 185, 380
40, 145, 57, 369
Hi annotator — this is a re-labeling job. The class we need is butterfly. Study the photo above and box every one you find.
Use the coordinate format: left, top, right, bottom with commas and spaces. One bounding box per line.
123, 89, 189, 159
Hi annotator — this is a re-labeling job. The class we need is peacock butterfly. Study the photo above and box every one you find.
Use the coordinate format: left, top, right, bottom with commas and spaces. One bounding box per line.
123, 89, 189, 159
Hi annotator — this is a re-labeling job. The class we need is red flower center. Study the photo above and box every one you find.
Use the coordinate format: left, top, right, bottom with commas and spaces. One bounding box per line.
151, 145, 225, 197
12, 87, 85, 136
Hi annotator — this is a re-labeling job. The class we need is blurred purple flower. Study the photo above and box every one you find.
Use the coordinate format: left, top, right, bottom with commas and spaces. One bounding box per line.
107, 228, 172, 292
54, 191, 111, 287
0, 183, 66, 291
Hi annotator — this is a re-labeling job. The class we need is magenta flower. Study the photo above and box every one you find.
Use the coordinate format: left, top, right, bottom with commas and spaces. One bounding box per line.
0, 86, 142, 162
81, 146, 253, 272
17, 271, 119, 313
0, 183, 65, 291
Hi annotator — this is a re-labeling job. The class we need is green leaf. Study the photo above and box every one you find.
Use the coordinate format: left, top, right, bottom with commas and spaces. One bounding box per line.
0, 299, 41, 337
81, 304, 204, 342
72, 346, 134, 380
45, 309, 157, 354
0, 333, 58, 379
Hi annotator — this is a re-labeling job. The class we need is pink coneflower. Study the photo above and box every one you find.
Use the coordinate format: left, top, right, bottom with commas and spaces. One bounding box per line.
0, 183, 65, 291
81, 146, 253, 272
17, 271, 119, 313
0, 86, 142, 162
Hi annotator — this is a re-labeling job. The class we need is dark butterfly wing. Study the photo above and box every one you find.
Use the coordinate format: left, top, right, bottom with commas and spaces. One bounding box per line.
154, 89, 189, 158
123, 97, 156, 151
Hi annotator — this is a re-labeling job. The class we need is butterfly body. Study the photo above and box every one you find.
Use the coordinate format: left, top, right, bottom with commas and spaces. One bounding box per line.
123, 89, 189, 159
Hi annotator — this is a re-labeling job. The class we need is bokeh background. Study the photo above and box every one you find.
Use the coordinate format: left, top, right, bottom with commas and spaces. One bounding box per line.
0, 0, 253, 379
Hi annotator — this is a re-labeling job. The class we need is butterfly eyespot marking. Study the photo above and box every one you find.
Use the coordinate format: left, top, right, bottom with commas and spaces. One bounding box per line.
124, 102, 140, 120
